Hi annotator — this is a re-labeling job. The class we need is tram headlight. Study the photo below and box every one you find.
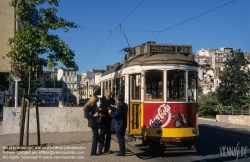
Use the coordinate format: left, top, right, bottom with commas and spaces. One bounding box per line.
156, 130, 161, 134
174, 119, 182, 128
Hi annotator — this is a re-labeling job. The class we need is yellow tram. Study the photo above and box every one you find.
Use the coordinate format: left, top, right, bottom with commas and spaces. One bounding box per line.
99, 41, 199, 148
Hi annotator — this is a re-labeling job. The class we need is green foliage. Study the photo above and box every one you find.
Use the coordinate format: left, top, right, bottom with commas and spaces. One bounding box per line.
198, 86, 203, 97
198, 93, 219, 117
199, 64, 213, 71
239, 96, 250, 109
7, 0, 79, 94
216, 50, 250, 110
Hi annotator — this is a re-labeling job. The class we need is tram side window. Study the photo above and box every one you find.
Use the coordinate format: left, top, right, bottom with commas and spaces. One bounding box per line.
115, 78, 120, 96
112, 79, 115, 97
167, 70, 186, 101
188, 71, 197, 102
131, 75, 141, 100
145, 70, 163, 99
121, 77, 125, 97
115, 77, 125, 97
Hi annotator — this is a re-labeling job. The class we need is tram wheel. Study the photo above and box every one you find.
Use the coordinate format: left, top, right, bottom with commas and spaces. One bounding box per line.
149, 141, 161, 152
142, 139, 148, 146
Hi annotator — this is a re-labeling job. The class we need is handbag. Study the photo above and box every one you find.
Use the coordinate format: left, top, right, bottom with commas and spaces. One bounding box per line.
96, 113, 105, 123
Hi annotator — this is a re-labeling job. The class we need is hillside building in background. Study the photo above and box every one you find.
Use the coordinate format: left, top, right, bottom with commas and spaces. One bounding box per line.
80, 69, 104, 99
57, 68, 80, 105
194, 47, 250, 95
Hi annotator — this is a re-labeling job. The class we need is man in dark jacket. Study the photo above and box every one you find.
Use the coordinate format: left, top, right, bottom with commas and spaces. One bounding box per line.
108, 94, 128, 156
98, 91, 115, 154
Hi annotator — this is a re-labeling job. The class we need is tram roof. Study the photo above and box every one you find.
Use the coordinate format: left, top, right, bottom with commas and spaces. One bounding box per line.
101, 42, 198, 76
101, 53, 198, 76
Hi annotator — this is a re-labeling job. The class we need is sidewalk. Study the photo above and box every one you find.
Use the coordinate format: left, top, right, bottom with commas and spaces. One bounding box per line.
0, 131, 142, 162
1, 117, 249, 162
198, 117, 250, 136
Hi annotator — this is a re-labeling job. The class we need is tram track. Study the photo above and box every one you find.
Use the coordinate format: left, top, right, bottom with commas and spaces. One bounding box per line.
121, 127, 250, 162
112, 124, 250, 161
125, 139, 208, 162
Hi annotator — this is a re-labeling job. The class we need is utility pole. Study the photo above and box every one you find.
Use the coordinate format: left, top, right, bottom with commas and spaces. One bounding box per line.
87, 81, 89, 98
67, 85, 68, 105
14, 1, 19, 107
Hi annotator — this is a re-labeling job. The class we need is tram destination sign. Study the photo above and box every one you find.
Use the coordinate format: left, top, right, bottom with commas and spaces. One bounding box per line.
150, 45, 191, 54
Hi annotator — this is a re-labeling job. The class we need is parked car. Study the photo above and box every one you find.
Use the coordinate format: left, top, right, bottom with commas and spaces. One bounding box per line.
45, 98, 55, 104
79, 98, 85, 106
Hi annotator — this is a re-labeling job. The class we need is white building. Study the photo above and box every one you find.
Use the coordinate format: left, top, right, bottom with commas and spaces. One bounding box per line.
80, 69, 104, 99
196, 48, 210, 56
94, 71, 103, 85
57, 68, 80, 104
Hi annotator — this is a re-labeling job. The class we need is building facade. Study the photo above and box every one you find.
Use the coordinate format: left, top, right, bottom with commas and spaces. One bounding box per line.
0, 0, 14, 92
80, 69, 104, 99
57, 68, 80, 105
195, 48, 211, 65
195, 47, 233, 95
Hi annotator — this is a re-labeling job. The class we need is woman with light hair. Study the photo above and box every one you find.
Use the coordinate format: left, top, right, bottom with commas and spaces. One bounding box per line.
83, 95, 100, 156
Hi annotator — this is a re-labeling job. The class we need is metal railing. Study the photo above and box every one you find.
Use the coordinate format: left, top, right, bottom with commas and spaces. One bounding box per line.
218, 109, 250, 115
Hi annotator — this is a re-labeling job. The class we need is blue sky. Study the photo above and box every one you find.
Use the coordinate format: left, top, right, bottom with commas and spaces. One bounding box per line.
48, 0, 250, 74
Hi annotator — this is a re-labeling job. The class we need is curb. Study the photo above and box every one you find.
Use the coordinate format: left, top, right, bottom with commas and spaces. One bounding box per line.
198, 117, 216, 122
198, 124, 250, 137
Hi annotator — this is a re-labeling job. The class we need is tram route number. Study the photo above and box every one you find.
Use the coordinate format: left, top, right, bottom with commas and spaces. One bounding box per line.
177, 47, 190, 53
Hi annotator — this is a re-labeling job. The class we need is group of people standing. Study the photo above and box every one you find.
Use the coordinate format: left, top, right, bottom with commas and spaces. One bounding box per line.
83, 92, 128, 156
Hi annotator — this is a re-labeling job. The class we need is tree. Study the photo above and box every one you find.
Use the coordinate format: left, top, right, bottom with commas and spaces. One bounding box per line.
198, 92, 219, 117
216, 50, 250, 110
7, 0, 79, 94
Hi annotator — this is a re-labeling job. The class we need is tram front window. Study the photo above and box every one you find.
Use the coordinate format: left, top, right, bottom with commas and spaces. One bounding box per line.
167, 70, 186, 101
145, 70, 163, 99
188, 71, 197, 102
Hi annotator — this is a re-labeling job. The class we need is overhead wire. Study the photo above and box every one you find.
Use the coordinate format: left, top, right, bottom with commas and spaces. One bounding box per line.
79, 0, 145, 68
79, 0, 235, 35
79, 0, 235, 68
80, 26, 160, 33
80, 26, 111, 32
153, 0, 236, 40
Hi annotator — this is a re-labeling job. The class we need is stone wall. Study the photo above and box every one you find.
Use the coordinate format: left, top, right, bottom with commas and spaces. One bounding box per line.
2, 107, 91, 135
216, 115, 250, 126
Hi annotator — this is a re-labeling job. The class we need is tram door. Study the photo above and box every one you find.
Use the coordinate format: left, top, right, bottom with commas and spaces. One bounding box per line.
129, 74, 143, 135
129, 103, 142, 135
